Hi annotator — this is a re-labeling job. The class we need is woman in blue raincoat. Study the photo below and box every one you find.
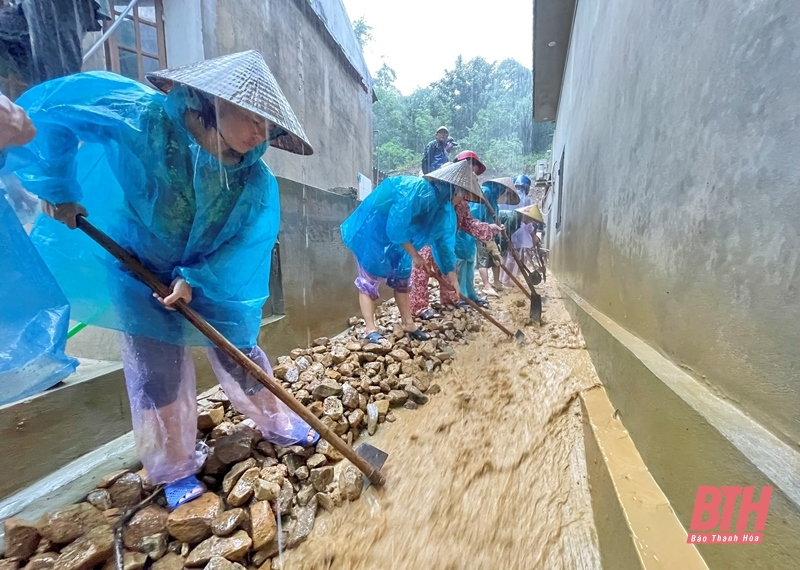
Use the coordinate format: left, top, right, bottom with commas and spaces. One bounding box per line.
340, 160, 483, 344
14, 51, 316, 508
455, 178, 519, 302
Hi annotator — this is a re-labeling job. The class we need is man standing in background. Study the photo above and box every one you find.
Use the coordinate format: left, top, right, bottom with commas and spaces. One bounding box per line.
421, 126, 454, 174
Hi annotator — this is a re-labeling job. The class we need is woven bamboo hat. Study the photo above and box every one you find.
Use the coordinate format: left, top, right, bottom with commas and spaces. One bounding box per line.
146, 50, 313, 155
423, 160, 483, 203
487, 177, 520, 205
516, 204, 545, 223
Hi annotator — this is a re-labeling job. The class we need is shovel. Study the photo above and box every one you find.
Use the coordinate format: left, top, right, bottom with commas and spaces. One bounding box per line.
459, 294, 524, 343
76, 216, 389, 487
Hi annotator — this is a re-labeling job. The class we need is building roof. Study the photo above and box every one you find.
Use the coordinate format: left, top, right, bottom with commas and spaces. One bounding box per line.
532, 0, 577, 123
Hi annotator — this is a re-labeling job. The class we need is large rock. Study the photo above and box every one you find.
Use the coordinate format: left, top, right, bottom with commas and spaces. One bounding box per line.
405, 385, 429, 405
227, 467, 260, 507
214, 434, 253, 465
253, 480, 281, 502
108, 473, 143, 509
85, 490, 112, 512
366, 403, 378, 435
97, 470, 128, 489
363, 343, 391, 355
22, 553, 57, 570
166, 493, 223, 543
338, 463, 363, 501
286, 497, 317, 549
275, 481, 294, 517
185, 531, 252, 567
312, 380, 342, 399
309, 467, 334, 492
329, 345, 350, 364
197, 406, 225, 431
341, 383, 359, 410
374, 399, 390, 417
323, 397, 344, 420
210, 509, 246, 537
53, 526, 113, 570
221, 459, 257, 494
38, 503, 107, 545
123, 505, 169, 550
315, 439, 344, 462
4, 518, 40, 560
306, 453, 327, 469
388, 349, 410, 361
347, 409, 365, 429
259, 465, 285, 487
249, 501, 277, 551
150, 553, 184, 570
400, 360, 421, 376
138, 533, 168, 560
387, 390, 408, 407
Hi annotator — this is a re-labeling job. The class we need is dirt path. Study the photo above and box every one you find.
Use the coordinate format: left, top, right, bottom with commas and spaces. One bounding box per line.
280, 277, 603, 569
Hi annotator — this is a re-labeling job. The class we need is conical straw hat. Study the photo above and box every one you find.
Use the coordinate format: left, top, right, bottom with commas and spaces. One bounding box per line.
423, 160, 483, 203
487, 177, 520, 205
147, 50, 313, 155
516, 204, 545, 223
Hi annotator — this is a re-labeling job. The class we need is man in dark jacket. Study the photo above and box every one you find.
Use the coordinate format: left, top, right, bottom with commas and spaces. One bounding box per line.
421, 126, 453, 174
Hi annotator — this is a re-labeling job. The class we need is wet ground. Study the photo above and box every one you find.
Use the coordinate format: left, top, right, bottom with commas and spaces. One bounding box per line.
281, 277, 603, 569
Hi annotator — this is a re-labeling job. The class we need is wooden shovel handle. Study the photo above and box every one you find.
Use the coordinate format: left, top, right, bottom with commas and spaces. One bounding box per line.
76, 216, 385, 487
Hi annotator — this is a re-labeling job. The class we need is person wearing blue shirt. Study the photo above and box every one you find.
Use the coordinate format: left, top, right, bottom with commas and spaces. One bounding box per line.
14, 51, 317, 508
421, 126, 454, 174
341, 160, 482, 344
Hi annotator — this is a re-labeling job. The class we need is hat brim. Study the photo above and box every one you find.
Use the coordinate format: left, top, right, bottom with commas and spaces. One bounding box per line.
487, 178, 520, 205
146, 75, 313, 156
423, 161, 483, 203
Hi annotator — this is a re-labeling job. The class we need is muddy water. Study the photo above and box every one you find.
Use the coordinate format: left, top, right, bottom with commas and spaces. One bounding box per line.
283, 278, 603, 569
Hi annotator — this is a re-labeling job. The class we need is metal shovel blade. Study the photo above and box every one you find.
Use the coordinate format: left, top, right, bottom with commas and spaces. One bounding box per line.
529, 292, 543, 324
514, 329, 525, 343
355, 442, 389, 487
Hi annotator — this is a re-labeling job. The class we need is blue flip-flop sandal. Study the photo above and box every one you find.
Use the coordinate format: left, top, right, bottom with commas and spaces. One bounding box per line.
164, 474, 205, 509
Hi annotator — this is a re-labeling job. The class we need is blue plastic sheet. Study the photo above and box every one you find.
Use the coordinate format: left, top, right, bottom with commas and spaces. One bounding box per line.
0, 174, 77, 406
340, 175, 457, 280
15, 72, 280, 348
454, 181, 504, 261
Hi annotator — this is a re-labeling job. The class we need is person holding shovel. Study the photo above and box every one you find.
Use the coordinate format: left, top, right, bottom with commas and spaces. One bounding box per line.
502, 204, 545, 282
341, 160, 483, 343
472, 178, 519, 297
409, 150, 502, 318
13, 51, 318, 508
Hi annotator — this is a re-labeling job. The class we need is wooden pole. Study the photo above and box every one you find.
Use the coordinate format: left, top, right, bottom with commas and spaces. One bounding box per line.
459, 295, 514, 337
77, 217, 386, 487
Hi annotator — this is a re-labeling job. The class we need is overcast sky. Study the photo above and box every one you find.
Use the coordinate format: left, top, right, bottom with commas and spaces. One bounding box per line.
341, 0, 534, 94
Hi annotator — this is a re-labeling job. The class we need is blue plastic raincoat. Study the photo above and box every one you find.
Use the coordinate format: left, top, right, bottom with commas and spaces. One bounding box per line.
340, 176, 457, 280
0, 103, 78, 405
454, 181, 504, 261
14, 72, 280, 348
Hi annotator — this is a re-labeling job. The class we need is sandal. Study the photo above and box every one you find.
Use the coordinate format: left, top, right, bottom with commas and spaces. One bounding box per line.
164, 474, 205, 509
418, 309, 437, 320
290, 422, 320, 447
364, 331, 383, 344
456, 300, 470, 310
476, 298, 489, 308
406, 328, 430, 341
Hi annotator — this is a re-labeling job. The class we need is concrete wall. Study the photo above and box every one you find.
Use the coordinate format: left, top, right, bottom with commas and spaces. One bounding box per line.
545, 0, 800, 565
546, 0, 800, 450
199, 0, 374, 191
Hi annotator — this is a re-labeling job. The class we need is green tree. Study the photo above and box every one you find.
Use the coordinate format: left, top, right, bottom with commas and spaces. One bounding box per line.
352, 17, 373, 50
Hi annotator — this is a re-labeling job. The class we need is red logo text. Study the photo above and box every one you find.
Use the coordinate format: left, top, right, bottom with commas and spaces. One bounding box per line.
686, 486, 771, 544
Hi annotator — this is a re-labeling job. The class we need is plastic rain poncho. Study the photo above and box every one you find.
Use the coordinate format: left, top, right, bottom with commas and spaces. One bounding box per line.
1, 126, 77, 406
12, 72, 313, 483
454, 181, 504, 261
16, 72, 277, 348
340, 175, 457, 280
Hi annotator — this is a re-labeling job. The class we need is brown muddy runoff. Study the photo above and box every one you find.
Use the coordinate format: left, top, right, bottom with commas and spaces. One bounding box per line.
282, 278, 602, 569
